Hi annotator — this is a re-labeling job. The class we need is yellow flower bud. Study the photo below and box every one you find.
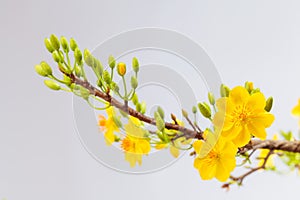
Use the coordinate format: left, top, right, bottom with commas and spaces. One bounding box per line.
44, 38, 54, 53
265, 97, 273, 112
35, 64, 48, 77
220, 84, 230, 97
198, 102, 211, 119
63, 75, 71, 86
117, 62, 126, 76
58, 63, 71, 75
60, 36, 69, 53
52, 51, 61, 63
84, 49, 94, 67
50, 34, 60, 51
108, 55, 116, 69
40, 61, 52, 76
182, 109, 188, 118
130, 76, 138, 89
245, 81, 254, 93
132, 57, 139, 73
74, 65, 82, 77
44, 80, 61, 90
70, 38, 78, 51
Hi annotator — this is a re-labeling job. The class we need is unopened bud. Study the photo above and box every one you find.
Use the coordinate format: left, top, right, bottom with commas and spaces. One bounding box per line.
130, 76, 138, 89
117, 62, 126, 76
74, 65, 82, 77
44, 38, 54, 53
74, 48, 82, 64
84, 49, 94, 67
94, 58, 103, 76
40, 61, 52, 76
208, 92, 215, 105
136, 103, 141, 112
220, 84, 230, 97
198, 102, 212, 119
60, 36, 69, 53
182, 109, 188, 118
132, 93, 139, 105
265, 97, 273, 112
154, 111, 165, 131
108, 55, 116, 69
35, 64, 48, 77
157, 106, 165, 119
70, 38, 78, 51
49, 34, 60, 50
132, 57, 139, 73
192, 106, 197, 114
111, 82, 119, 93
245, 81, 254, 93
140, 102, 146, 114
44, 80, 61, 90
63, 75, 71, 86
52, 51, 61, 63
103, 70, 111, 84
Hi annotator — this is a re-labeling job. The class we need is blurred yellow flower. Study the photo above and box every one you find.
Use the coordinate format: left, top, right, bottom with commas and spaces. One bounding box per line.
213, 86, 275, 147
193, 130, 237, 182
258, 134, 278, 168
292, 99, 300, 116
98, 107, 119, 145
121, 117, 151, 167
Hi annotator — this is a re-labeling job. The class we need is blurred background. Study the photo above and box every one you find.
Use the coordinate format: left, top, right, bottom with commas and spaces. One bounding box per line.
1, 0, 300, 199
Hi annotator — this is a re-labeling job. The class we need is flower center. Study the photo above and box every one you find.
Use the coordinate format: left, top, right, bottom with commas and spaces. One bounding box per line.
121, 137, 135, 152
231, 105, 250, 126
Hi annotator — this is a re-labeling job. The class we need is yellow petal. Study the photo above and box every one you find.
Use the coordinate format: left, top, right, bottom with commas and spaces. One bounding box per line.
248, 122, 267, 140
229, 86, 250, 106
104, 131, 115, 146
193, 140, 203, 155
170, 145, 180, 158
232, 126, 251, 147
247, 92, 266, 111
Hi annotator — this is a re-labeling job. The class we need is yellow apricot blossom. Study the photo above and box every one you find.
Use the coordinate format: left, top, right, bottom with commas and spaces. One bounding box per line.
193, 129, 237, 182
213, 86, 275, 147
98, 107, 119, 146
292, 99, 300, 126
121, 117, 151, 167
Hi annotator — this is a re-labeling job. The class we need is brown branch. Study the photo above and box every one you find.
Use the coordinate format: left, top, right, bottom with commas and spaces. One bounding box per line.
69, 73, 204, 140
243, 139, 300, 153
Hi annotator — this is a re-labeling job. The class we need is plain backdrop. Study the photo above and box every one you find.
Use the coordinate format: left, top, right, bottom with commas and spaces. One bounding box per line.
1, 0, 300, 199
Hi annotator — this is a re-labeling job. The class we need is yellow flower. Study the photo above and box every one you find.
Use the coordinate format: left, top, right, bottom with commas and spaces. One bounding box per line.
292, 99, 300, 116
193, 130, 237, 182
98, 107, 119, 146
121, 117, 151, 167
213, 86, 275, 147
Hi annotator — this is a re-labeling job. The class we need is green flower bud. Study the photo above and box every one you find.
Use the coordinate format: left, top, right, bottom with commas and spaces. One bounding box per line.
84, 49, 94, 67
112, 115, 123, 128
265, 97, 273, 112
198, 102, 211, 119
117, 62, 126, 76
208, 92, 215, 105
40, 61, 52, 76
35, 64, 48, 77
94, 58, 104, 76
192, 106, 197, 114
44, 80, 61, 91
251, 88, 260, 94
111, 82, 119, 93
136, 102, 141, 112
132, 93, 139, 105
108, 55, 116, 69
140, 101, 146, 114
132, 57, 139, 73
103, 70, 111, 84
70, 38, 78, 51
63, 75, 72, 86
220, 84, 230, 97
44, 38, 54, 53
74, 48, 83, 64
157, 106, 165, 119
80, 86, 90, 100
52, 51, 61, 63
97, 79, 103, 88
74, 65, 82, 77
245, 81, 254, 93
182, 109, 188, 118
130, 76, 138, 89
59, 50, 65, 62
58, 63, 71, 75
50, 34, 60, 50
60, 36, 69, 53
154, 111, 165, 131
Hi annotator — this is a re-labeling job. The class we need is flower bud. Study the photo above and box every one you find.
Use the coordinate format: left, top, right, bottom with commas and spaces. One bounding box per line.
132, 57, 139, 73
155, 111, 165, 131
140, 101, 146, 114
157, 106, 165, 119
198, 102, 211, 119
220, 84, 230, 97
84, 49, 94, 67
103, 70, 111, 84
58, 63, 71, 74
49, 34, 60, 50
132, 93, 139, 105
265, 97, 273, 112
182, 109, 188, 118
74, 65, 82, 77
52, 51, 61, 63
70, 38, 78, 51
63, 75, 71, 86
74, 48, 83, 64
117, 62, 126, 76
136, 103, 141, 112
40, 61, 52, 76
35, 64, 48, 77
94, 58, 103, 76
130, 76, 138, 89
44, 38, 54, 53
97, 79, 103, 88
111, 82, 119, 93
192, 106, 197, 114
245, 81, 254, 93
44, 80, 61, 90
60, 36, 69, 53
208, 92, 215, 105
108, 55, 116, 69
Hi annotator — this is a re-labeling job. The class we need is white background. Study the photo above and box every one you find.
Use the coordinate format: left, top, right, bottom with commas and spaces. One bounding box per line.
1, 0, 300, 199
